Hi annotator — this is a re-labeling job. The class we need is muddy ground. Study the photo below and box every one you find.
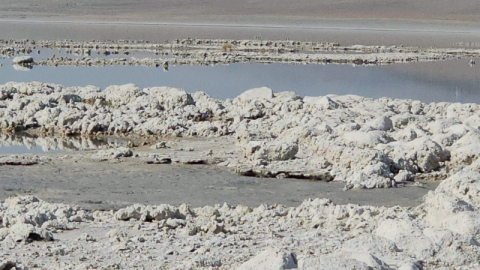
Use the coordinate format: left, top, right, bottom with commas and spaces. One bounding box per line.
0, 152, 437, 210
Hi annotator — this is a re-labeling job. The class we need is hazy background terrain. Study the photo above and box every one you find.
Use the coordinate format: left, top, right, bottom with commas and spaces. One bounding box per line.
0, 1, 479, 49
1, 0, 479, 22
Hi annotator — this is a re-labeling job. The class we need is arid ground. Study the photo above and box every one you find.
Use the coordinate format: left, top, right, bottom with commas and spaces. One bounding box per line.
0, 0, 479, 47
1, 2, 480, 269
1, 0, 480, 22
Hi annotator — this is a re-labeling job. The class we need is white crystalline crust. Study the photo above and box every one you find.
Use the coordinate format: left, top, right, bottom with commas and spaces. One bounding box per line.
2, 82, 479, 187
1, 82, 480, 268
1, 167, 480, 269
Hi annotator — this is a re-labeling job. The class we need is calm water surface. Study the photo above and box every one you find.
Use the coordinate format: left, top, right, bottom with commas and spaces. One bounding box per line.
1, 56, 479, 103
1, 55, 479, 153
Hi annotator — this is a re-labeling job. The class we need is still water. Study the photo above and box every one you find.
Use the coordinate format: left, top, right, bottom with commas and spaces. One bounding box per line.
1, 55, 479, 153
1, 56, 479, 103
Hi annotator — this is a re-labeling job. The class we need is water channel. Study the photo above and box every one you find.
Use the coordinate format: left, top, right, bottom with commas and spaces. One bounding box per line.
1, 54, 479, 103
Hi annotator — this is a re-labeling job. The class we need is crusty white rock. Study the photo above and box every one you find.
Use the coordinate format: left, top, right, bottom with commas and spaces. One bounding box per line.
2, 82, 480, 188
12, 56, 34, 65
1, 168, 480, 269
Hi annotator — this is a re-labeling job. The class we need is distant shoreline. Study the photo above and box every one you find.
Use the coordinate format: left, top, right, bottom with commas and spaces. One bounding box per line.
1, 18, 480, 34
1, 18, 480, 47
2, 0, 480, 23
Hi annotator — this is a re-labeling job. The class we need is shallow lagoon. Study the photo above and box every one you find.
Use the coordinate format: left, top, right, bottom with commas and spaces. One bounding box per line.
1, 56, 479, 103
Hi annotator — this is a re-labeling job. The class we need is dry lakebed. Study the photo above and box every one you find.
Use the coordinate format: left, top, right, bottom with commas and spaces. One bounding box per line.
1, 32, 480, 269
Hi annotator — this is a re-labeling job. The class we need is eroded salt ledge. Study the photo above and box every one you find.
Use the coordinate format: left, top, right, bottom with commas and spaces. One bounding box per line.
1, 82, 480, 268
1, 82, 479, 188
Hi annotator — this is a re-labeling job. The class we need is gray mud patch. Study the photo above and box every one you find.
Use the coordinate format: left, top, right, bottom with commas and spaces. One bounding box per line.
0, 158, 437, 210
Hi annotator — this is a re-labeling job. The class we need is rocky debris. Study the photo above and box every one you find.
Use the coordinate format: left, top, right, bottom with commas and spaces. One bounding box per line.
0, 38, 466, 58
242, 141, 299, 161
0, 156, 39, 166
95, 147, 133, 159
150, 141, 170, 149
298, 254, 388, 270
12, 56, 34, 65
77, 233, 96, 242
2, 82, 480, 188
6, 223, 54, 243
0, 195, 92, 248
2, 38, 464, 69
0, 261, 16, 270
145, 155, 172, 164
236, 87, 274, 102
1, 169, 480, 268
176, 158, 208, 165
237, 247, 297, 270
236, 165, 333, 181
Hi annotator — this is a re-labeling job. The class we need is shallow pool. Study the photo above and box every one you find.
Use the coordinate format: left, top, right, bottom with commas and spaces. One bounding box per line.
1, 56, 479, 103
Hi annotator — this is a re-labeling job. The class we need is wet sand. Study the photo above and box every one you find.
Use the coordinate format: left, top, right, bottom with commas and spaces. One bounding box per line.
0, 157, 437, 210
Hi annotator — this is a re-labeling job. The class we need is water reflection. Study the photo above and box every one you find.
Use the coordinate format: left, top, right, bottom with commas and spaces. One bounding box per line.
12, 64, 32, 71
2, 47, 159, 61
0, 56, 479, 104
0, 133, 125, 154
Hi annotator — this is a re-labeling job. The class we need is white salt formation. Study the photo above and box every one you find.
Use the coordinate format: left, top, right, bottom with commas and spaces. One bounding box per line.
0, 166, 480, 269
1, 82, 479, 188
1, 82, 480, 268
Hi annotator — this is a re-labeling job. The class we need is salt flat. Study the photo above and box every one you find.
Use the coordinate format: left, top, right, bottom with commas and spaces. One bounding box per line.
1, 0, 480, 47
1, 0, 480, 22
1, 1, 480, 269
